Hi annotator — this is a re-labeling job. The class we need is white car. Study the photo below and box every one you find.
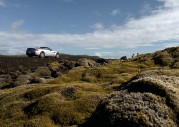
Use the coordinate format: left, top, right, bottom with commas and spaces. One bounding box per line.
26, 47, 60, 58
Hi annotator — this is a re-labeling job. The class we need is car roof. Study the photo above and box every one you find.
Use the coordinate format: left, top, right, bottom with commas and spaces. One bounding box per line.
39, 47, 49, 49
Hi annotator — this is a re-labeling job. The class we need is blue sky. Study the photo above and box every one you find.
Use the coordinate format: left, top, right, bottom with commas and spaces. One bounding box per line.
0, 0, 179, 58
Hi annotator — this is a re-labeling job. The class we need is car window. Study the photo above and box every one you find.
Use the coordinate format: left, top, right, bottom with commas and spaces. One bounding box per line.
47, 48, 52, 51
44, 47, 50, 50
40, 47, 52, 50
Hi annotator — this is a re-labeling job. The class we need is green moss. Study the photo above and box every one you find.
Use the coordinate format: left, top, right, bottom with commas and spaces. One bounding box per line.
0, 48, 178, 126
0, 83, 106, 126
31, 67, 51, 78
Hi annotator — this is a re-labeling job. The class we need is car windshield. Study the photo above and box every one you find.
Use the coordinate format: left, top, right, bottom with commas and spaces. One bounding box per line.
40, 47, 51, 50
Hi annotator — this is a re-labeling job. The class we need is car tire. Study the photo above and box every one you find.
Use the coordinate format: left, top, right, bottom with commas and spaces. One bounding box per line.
55, 53, 60, 58
39, 52, 45, 58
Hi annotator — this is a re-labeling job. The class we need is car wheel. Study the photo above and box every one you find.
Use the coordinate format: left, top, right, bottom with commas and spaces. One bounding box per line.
55, 53, 60, 58
39, 52, 45, 58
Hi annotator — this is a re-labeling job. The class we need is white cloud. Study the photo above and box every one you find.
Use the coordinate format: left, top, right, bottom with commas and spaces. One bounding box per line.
0, 0, 25, 8
0, 0, 179, 56
140, 4, 152, 15
11, 20, 24, 30
158, 0, 179, 8
0, 0, 6, 7
111, 9, 120, 16
91, 23, 104, 30
163, 42, 179, 47
95, 52, 112, 57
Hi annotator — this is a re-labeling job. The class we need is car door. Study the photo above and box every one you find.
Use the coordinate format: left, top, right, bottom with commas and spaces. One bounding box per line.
43, 48, 51, 56
49, 49, 56, 56
46, 48, 56, 56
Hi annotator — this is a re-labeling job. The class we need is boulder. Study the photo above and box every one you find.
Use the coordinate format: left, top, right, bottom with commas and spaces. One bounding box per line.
47, 61, 61, 72
172, 47, 179, 58
9, 71, 21, 79
153, 51, 175, 66
0, 75, 12, 89
0, 75, 11, 83
172, 61, 179, 68
13, 75, 31, 86
120, 56, 127, 61
61, 60, 76, 70
47, 61, 73, 78
32, 67, 51, 79
51, 65, 69, 78
96, 58, 109, 65
82, 74, 179, 127
76, 58, 97, 67
30, 77, 46, 84
153, 47, 179, 68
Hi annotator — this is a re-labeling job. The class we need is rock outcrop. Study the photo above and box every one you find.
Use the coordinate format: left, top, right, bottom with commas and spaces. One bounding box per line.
82, 74, 179, 127
0, 58, 100, 89
153, 47, 179, 68
120, 56, 127, 61
96, 58, 109, 65
76, 58, 97, 67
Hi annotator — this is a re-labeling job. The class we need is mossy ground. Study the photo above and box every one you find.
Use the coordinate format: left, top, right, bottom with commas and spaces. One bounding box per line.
51, 59, 156, 85
0, 51, 178, 126
0, 83, 106, 127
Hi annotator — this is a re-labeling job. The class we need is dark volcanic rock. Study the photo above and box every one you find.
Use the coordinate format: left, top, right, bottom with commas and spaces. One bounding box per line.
30, 77, 46, 84
47, 61, 73, 78
96, 58, 109, 65
61, 60, 76, 70
50, 65, 68, 78
82, 75, 179, 127
120, 56, 127, 61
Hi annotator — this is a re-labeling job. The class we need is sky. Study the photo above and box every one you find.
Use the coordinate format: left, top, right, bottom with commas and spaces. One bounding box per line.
0, 0, 179, 58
